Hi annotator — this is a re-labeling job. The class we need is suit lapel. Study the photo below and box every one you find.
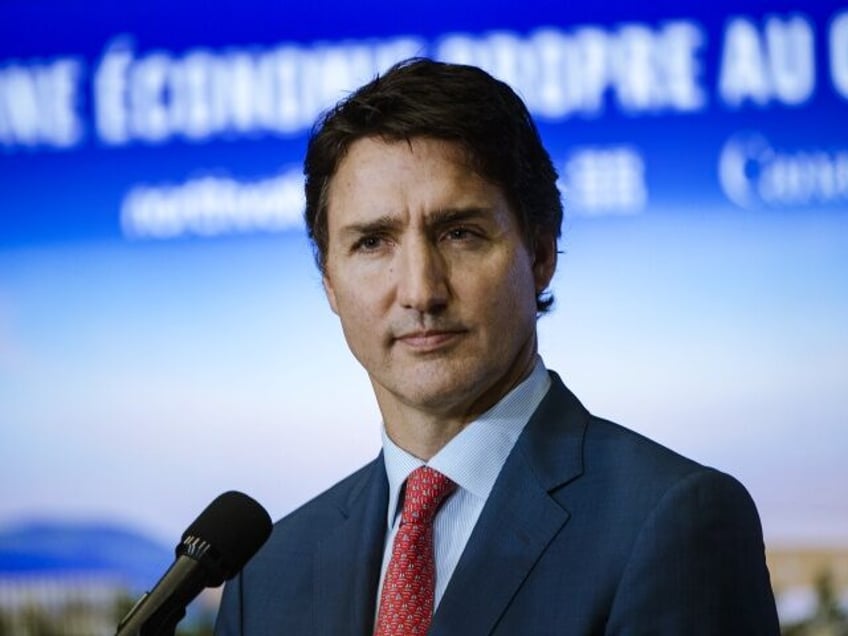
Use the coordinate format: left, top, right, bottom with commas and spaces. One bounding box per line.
314, 456, 389, 636
430, 373, 588, 635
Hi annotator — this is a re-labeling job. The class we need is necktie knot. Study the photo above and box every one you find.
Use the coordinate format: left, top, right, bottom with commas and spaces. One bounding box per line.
401, 466, 456, 526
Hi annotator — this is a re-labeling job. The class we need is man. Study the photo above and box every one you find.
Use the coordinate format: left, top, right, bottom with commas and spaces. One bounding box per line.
215, 58, 779, 635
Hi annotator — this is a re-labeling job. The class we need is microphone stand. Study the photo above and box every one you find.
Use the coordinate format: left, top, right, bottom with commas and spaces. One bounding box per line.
115, 556, 204, 635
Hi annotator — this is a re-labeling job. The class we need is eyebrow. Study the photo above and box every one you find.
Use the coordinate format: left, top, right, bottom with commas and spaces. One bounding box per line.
339, 207, 493, 238
427, 207, 492, 228
339, 215, 404, 238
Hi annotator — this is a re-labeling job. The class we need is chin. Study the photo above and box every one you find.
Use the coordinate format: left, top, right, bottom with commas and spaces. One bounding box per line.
394, 371, 490, 414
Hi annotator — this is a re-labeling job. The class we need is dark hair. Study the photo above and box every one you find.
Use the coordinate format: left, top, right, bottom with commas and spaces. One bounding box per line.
304, 57, 562, 312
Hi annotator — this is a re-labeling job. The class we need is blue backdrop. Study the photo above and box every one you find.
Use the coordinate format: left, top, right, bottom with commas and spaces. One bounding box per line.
1, 0, 847, 628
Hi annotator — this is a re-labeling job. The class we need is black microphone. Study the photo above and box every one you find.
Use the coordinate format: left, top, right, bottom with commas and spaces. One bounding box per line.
116, 491, 272, 636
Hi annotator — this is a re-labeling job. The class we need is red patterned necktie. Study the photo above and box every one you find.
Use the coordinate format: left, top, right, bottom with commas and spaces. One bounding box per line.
375, 466, 456, 636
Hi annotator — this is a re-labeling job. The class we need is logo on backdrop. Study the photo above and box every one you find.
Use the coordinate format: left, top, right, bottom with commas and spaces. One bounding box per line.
1, 8, 847, 238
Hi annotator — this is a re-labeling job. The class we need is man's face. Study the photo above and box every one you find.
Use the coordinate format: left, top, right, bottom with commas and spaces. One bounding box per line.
322, 136, 555, 426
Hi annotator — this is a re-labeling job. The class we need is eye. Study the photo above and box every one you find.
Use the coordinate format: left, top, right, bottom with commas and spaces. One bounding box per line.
443, 226, 481, 242
447, 228, 470, 240
352, 234, 386, 252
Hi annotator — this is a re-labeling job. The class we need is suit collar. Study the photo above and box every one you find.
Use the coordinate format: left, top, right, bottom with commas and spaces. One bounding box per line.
514, 371, 587, 491
430, 372, 587, 635
310, 373, 588, 636
313, 455, 388, 636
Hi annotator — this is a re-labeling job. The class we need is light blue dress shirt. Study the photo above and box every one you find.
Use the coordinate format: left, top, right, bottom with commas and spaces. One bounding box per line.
377, 357, 552, 610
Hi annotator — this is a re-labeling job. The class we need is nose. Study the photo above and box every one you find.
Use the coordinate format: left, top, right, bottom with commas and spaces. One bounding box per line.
396, 237, 449, 314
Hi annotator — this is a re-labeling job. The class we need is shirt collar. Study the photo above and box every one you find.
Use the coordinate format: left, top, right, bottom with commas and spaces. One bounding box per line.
381, 357, 551, 528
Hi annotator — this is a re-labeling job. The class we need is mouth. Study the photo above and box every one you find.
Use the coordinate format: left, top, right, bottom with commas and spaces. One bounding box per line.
394, 329, 466, 351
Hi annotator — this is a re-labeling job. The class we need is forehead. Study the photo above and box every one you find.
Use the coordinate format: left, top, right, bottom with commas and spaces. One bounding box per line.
325, 136, 506, 226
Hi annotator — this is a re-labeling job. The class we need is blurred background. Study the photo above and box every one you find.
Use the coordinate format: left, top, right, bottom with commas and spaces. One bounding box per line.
1, 0, 846, 633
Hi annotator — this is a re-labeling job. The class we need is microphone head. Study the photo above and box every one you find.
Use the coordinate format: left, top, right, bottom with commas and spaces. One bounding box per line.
178, 491, 272, 586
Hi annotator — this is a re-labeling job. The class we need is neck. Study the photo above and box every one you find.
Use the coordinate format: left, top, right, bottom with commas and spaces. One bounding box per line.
382, 412, 467, 461
376, 350, 538, 461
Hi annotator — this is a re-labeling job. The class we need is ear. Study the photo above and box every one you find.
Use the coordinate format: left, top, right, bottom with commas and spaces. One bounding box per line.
532, 233, 558, 293
323, 274, 339, 315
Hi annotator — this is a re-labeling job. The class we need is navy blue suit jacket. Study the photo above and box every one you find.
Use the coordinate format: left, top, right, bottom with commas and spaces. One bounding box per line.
215, 373, 779, 634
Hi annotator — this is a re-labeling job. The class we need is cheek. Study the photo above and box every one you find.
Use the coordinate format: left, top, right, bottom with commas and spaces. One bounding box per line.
333, 286, 386, 348
489, 256, 537, 310
460, 260, 536, 339
336, 294, 370, 331
336, 304, 378, 367
328, 263, 387, 317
